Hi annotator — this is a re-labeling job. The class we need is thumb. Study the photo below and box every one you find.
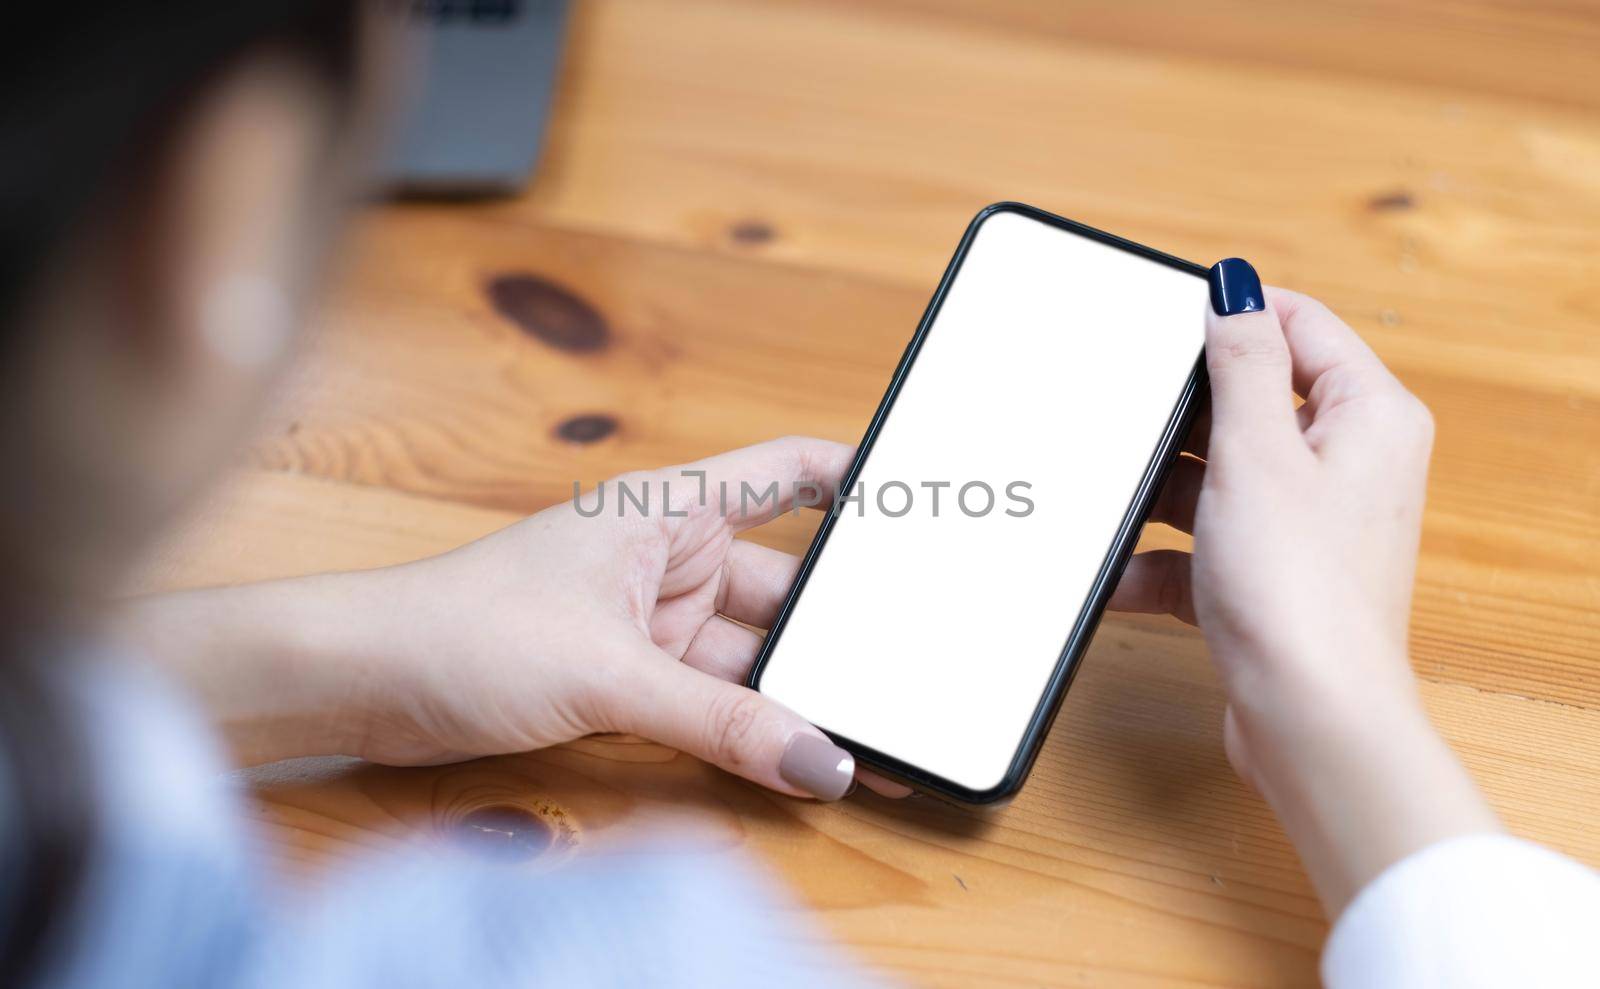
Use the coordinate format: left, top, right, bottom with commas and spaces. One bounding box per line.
1204, 258, 1301, 449
604, 644, 856, 800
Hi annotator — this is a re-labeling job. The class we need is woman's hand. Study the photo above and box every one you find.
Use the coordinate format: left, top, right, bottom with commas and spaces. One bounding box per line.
122, 437, 907, 801
1109, 264, 1500, 914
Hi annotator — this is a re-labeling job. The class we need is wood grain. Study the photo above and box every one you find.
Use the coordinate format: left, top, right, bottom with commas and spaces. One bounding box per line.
131, 1, 1600, 986
794, 0, 1600, 114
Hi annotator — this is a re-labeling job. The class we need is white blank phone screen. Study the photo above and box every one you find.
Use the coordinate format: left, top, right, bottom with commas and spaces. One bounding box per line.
757, 209, 1206, 793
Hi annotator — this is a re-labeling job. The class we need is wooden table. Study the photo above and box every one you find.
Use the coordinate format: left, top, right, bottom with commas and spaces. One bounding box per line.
134, 2, 1600, 985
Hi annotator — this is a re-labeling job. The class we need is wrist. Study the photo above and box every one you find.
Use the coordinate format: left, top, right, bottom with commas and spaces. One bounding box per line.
116, 571, 390, 764
1229, 661, 1501, 917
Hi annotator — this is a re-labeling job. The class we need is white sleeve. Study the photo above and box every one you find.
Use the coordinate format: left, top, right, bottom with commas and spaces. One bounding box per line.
1322, 833, 1600, 988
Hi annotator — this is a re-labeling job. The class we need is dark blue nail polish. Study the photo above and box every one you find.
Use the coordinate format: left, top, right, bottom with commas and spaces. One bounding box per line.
1209, 258, 1265, 316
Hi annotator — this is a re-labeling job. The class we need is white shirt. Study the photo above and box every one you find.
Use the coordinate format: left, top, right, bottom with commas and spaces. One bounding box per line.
1324, 833, 1600, 987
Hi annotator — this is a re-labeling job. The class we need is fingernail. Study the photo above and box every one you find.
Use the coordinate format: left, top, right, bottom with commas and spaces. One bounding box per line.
1209, 258, 1265, 316
779, 734, 855, 801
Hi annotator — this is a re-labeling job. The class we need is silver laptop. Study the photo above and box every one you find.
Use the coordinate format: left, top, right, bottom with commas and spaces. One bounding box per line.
383, 0, 571, 195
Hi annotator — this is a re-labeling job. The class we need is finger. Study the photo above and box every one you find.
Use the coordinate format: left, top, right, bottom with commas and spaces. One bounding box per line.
606, 645, 856, 800
1106, 550, 1195, 625
855, 766, 914, 799
717, 539, 801, 629
663, 436, 856, 530
1205, 259, 1302, 451
680, 613, 763, 683
1182, 403, 1211, 458
1267, 287, 1392, 400
1266, 287, 1423, 451
1149, 454, 1205, 533
672, 619, 913, 799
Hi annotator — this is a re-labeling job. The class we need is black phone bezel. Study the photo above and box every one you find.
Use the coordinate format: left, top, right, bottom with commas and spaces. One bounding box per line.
746, 201, 1208, 805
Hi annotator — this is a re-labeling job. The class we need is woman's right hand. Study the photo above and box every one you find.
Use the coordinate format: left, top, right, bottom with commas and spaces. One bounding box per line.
1110, 263, 1500, 915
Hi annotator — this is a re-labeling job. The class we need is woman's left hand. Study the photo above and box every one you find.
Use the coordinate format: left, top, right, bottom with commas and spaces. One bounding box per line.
125, 437, 904, 800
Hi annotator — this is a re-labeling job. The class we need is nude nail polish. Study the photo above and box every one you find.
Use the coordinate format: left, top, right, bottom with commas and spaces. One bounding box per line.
779, 734, 855, 800
1209, 257, 1265, 316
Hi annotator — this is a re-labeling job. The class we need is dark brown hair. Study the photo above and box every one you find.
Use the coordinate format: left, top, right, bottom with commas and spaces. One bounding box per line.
0, 4, 363, 981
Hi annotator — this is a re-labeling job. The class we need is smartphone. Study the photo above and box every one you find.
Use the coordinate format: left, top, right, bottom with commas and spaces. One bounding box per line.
747, 202, 1208, 804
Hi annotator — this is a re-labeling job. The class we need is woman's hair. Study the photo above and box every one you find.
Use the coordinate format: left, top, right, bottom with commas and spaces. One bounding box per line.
0, 4, 363, 981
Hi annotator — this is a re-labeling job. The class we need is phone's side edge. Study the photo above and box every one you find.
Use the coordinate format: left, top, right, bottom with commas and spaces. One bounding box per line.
975, 356, 1209, 805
